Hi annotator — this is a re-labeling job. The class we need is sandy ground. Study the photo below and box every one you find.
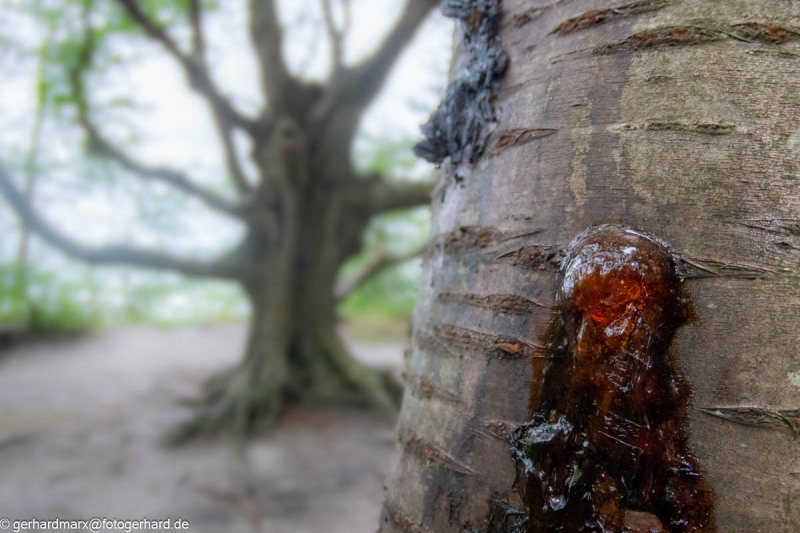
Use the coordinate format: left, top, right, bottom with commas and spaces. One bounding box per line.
0, 326, 405, 533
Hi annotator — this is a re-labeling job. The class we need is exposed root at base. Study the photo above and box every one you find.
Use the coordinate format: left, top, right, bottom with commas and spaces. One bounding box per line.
164, 356, 403, 446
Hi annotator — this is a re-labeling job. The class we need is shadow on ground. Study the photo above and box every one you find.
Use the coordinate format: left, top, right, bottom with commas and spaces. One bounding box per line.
0, 326, 405, 533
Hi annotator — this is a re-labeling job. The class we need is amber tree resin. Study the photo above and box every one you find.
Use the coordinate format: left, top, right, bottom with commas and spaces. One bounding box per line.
510, 225, 715, 532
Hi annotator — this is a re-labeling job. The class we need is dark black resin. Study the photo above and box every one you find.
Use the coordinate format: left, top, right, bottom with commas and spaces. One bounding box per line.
413, 0, 508, 171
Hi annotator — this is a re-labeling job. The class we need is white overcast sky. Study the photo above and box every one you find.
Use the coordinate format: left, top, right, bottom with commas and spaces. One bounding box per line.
0, 0, 453, 264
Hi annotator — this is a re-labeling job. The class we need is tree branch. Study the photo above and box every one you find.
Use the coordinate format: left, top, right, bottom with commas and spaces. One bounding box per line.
212, 113, 252, 194
0, 166, 243, 280
185, 1, 251, 194
189, 0, 205, 57
310, 0, 436, 129
116, 0, 182, 55
68, 18, 250, 217
86, 125, 250, 217
321, 0, 351, 72
115, 0, 255, 132
345, 0, 437, 107
248, 0, 294, 108
335, 243, 427, 301
365, 177, 435, 214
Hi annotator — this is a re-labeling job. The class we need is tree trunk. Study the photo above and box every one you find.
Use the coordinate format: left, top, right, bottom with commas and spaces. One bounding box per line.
170, 184, 400, 441
381, 1, 800, 532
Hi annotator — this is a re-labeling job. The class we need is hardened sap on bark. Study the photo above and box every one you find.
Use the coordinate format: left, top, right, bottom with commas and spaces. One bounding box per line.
510, 225, 716, 532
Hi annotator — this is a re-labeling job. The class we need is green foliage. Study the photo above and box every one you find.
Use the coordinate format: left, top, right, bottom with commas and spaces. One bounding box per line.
0, 260, 247, 332
338, 264, 420, 320
0, 264, 28, 326
341, 136, 432, 321
338, 205, 430, 321
0, 262, 100, 332
116, 276, 246, 326
7, 0, 221, 120
354, 136, 419, 176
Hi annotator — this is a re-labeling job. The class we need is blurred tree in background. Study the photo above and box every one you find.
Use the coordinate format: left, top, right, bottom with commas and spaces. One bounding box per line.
0, 0, 447, 438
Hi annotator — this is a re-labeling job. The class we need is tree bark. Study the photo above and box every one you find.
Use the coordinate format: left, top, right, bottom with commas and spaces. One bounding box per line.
381, 1, 800, 532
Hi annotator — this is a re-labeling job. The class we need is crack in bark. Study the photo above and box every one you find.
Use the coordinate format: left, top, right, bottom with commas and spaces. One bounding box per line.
431, 226, 546, 255
511, 9, 545, 28
700, 406, 800, 438
509, 0, 577, 28
745, 48, 800, 58
595, 23, 800, 54
738, 219, 800, 254
596, 26, 725, 53
617, 121, 737, 135
737, 218, 800, 237
436, 291, 554, 314
398, 428, 476, 475
677, 256, 778, 280
496, 245, 564, 272
432, 324, 550, 360
480, 419, 519, 441
552, 1, 670, 35
490, 128, 558, 156
731, 23, 800, 44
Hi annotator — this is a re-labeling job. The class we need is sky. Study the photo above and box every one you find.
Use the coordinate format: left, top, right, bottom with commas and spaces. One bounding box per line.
0, 0, 453, 322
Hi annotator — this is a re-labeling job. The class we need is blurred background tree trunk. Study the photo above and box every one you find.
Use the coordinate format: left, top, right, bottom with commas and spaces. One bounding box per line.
381, 1, 800, 531
0, 0, 439, 439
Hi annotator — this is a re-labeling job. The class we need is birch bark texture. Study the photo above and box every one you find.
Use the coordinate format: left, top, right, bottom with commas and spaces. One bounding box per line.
381, 1, 800, 531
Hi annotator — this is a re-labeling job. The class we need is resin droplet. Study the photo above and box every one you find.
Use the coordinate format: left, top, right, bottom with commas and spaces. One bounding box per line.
510, 225, 716, 532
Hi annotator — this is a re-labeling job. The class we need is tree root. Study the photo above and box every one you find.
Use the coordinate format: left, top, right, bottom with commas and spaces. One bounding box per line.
165, 365, 284, 445
164, 340, 403, 446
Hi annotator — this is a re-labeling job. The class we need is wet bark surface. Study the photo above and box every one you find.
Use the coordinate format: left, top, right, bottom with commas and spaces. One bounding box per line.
381, 1, 800, 531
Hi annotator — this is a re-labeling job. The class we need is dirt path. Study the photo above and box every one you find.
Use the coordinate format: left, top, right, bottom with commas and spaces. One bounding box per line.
0, 326, 405, 533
